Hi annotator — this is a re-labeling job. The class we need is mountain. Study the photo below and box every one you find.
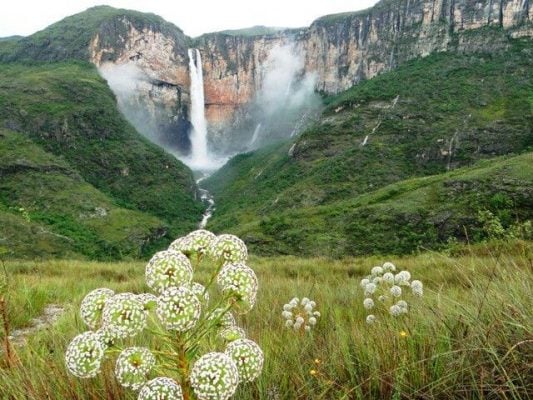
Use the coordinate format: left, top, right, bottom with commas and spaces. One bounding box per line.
3, 1, 528, 157
0, 2, 531, 258
0, 62, 203, 259
203, 40, 533, 256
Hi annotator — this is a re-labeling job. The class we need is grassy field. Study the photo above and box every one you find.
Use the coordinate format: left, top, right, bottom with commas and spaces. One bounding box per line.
0, 241, 531, 399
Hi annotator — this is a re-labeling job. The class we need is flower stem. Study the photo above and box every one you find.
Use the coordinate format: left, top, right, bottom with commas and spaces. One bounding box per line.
177, 334, 193, 400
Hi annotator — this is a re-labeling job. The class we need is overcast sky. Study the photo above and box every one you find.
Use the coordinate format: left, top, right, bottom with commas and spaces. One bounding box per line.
0, 0, 379, 38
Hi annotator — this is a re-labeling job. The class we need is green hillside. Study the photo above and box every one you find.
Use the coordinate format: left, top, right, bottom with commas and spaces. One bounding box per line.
0, 6, 189, 62
205, 39, 533, 256
0, 62, 203, 259
0, 129, 166, 259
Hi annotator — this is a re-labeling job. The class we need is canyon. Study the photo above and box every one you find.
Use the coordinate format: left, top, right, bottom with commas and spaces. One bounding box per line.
84, 0, 531, 164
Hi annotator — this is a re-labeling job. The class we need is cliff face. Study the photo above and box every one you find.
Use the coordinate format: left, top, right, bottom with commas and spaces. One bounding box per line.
85, 0, 531, 155
89, 15, 193, 154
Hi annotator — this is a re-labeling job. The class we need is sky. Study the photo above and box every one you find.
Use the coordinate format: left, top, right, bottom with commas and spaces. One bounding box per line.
0, 0, 379, 38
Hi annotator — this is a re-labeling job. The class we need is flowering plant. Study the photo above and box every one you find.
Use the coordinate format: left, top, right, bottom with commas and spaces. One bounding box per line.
65, 230, 263, 400
360, 262, 423, 324
282, 297, 320, 333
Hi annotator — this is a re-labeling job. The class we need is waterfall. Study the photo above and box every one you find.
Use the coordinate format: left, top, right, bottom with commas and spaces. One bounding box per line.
249, 123, 262, 148
187, 48, 209, 170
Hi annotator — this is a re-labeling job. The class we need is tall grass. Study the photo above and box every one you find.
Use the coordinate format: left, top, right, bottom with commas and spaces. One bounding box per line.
0, 242, 531, 399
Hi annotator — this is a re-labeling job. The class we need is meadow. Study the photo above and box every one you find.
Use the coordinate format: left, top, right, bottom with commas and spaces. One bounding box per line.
0, 240, 531, 399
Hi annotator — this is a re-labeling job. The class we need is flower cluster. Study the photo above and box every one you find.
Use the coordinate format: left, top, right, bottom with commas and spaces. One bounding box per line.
190, 352, 240, 400
282, 297, 320, 333
360, 261, 424, 324
138, 377, 183, 400
65, 331, 105, 378
217, 263, 258, 314
65, 230, 263, 400
115, 347, 156, 390
225, 339, 264, 382
80, 288, 114, 330
210, 234, 248, 264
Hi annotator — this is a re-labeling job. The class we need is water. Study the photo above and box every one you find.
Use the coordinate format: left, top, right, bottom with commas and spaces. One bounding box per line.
196, 175, 215, 229
186, 49, 210, 170
249, 123, 262, 148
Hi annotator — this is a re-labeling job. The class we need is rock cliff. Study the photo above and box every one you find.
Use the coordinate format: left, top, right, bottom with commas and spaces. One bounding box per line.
85, 0, 531, 156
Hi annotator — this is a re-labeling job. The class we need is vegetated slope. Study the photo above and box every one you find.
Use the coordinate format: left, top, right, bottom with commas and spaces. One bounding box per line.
0, 62, 203, 258
0, 5, 189, 62
0, 129, 165, 259
205, 38, 533, 256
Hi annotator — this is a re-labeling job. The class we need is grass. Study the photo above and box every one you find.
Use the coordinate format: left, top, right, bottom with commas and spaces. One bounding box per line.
0, 241, 531, 399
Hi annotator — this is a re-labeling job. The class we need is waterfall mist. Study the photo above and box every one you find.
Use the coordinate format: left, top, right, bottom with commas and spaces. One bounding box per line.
98, 62, 191, 157
245, 43, 322, 150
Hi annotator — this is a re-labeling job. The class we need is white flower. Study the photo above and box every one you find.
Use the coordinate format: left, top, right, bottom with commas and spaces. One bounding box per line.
136, 293, 158, 312
207, 308, 236, 329
390, 285, 402, 297
296, 316, 305, 325
396, 300, 408, 310
372, 276, 382, 284
304, 304, 313, 313
115, 347, 155, 390
189, 282, 210, 305
145, 250, 193, 294
186, 229, 217, 255
217, 263, 258, 314
366, 315, 376, 324
412, 286, 424, 297
304, 326, 311, 332
382, 262, 396, 272
293, 321, 302, 330
360, 278, 370, 288
283, 304, 292, 311
219, 326, 247, 343
364, 283, 377, 295
301, 297, 310, 305
395, 271, 411, 284
168, 236, 193, 255
282, 311, 292, 319
102, 293, 147, 339
411, 280, 423, 290
65, 332, 105, 378
156, 286, 201, 332
190, 353, 239, 400
80, 288, 114, 330
363, 298, 374, 310
225, 339, 264, 382
371, 266, 383, 276
389, 305, 402, 316
382, 272, 395, 285
313, 311, 321, 317
308, 317, 317, 326
285, 319, 294, 328
378, 295, 387, 302
210, 234, 248, 264
138, 377, 183, 400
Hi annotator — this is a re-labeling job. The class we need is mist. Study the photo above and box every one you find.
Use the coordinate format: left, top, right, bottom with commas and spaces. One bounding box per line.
98, 62, 191, 157
245, 43, 322, 150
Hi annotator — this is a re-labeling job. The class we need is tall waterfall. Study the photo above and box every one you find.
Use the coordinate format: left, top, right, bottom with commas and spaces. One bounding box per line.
187, 48, 209, 170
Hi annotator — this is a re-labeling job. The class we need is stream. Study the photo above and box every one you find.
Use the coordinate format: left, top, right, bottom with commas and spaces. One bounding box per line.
196, 176, 215, 229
